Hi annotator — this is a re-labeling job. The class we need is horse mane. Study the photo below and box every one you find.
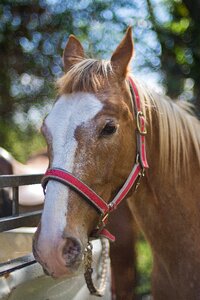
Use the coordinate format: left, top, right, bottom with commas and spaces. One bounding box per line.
57, 58, 200, 179
135, 80, 200, 179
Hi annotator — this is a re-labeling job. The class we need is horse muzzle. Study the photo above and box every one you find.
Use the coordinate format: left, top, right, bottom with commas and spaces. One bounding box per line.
33, 233, 84, 278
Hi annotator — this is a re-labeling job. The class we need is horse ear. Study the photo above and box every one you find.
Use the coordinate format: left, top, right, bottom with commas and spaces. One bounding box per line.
111, 27, 134, 78
63, 35, 85, 72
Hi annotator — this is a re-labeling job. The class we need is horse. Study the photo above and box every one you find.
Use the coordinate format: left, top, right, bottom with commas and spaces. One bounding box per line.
0, 147, 48, 216
32, 27, 200, 300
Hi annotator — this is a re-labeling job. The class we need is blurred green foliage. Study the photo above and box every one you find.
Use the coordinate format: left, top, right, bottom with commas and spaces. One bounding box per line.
0, 0, 200, 161
0, 119, 46, 162
135, 235, 153, 295
0, 0, 155, 161
147, 0, 200, 112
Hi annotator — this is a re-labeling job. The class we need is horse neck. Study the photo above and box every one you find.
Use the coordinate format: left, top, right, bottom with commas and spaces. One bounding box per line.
129, 92, 200, 261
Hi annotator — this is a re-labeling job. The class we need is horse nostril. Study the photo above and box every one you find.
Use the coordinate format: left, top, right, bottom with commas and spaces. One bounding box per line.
62, 237, 82, 267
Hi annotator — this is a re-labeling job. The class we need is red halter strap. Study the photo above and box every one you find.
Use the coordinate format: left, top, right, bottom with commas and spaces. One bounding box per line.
128, 76, 148, 168
41, 77, 148, 242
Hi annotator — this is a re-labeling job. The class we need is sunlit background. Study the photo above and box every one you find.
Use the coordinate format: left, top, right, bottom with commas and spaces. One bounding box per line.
0, 0, 199, 161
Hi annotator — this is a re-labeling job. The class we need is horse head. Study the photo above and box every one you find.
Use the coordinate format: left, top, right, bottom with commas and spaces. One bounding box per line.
33, 27, 139, 278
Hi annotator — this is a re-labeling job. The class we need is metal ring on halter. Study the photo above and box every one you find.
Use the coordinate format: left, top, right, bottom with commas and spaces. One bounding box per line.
84, 238, 110, 297
136, 111, 147, 135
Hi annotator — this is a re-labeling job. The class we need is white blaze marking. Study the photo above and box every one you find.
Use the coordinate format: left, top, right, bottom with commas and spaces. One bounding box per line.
39, 93, 103, 243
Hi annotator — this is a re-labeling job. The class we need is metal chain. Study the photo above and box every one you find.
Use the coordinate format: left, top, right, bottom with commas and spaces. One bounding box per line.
84, 238, 110, 297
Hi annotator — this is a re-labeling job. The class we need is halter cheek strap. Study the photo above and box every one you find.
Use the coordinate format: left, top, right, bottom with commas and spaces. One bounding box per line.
128, 76, 148, 168
41, 77, 148, 242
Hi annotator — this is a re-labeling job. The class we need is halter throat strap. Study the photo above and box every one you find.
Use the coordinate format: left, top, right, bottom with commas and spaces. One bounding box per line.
41, 77, 148, 242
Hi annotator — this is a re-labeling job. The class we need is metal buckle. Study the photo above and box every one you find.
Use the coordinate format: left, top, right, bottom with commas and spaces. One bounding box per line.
136, 111, 147, 135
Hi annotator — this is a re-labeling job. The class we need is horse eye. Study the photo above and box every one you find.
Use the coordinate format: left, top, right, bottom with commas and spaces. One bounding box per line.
100, 121, 117, 137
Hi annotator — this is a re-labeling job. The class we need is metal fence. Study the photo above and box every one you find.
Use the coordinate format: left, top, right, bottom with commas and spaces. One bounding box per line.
0, 174, 43, 277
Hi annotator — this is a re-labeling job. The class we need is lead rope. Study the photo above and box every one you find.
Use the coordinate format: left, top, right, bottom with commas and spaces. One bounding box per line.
84, 238, 110, 297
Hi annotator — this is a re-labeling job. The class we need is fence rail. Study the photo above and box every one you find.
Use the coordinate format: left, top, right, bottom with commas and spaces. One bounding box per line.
0, 174, 43, 188
0, 174, 43, 232
0, 174, 43, 277
0, 211, 41, 232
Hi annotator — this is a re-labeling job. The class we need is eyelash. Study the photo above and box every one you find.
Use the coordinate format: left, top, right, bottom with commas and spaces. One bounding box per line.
100, 121, 117, 137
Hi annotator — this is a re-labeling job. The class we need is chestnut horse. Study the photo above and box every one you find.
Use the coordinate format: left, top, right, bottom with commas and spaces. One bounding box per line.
33, 27, 200, 300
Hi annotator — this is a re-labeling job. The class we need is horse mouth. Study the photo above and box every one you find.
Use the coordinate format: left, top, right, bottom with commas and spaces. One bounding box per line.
33, 239, 84, 278
43, 266, 50, 276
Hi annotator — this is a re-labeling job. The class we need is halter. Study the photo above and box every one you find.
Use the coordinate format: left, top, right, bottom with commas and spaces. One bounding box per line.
41, 77, 148, 242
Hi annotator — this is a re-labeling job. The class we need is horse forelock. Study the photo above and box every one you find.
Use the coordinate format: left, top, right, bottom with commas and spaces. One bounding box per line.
57, 59, 113, 94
